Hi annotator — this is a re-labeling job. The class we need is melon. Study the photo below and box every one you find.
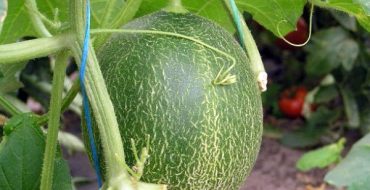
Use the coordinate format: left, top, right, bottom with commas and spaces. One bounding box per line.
87, 10, 263, 190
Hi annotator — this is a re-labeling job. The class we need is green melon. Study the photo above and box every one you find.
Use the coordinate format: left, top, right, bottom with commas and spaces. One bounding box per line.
90, 10, 263, 190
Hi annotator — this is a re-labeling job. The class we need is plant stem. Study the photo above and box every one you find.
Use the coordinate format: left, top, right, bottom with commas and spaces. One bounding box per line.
0, 34, 71, 64
25, 0, 52, 37
70, 2, 166, 189
223, 0, 267, 92
37, 78, 81, 126
70, 0, 128, 181
0, 95, 22, 116
164, 0, 188, 13
40, 50, 69, 190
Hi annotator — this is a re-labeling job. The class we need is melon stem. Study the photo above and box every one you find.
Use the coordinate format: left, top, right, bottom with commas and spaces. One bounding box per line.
164, 0, 188, 13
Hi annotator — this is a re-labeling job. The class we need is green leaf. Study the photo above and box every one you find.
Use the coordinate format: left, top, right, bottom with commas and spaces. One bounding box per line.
281, 107, 339, 148
360, 109, 370, 134
308, 106, 340, 126
0, 0, 68, 44
313, 0, 370, 32
325, 133, 370, 188
330, 10, 358, 31
314, 85, 338, 104
238, 0, 306, 36
0, 62, 27, 93
348, 180, 370, 190
20, 58, 52, 108
0, 0, 7, 34
281, 126, 326, 148
296, 138, 345, 172
92, 0, 143, 48
1, 0, 142, 44
136, 0, 306, 36
339, 86, 360, 128
305, 27, 359, 76
0, 114, 72, 190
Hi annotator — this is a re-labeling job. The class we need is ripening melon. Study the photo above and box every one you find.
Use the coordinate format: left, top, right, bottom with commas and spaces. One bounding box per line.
86, 9, 263, 190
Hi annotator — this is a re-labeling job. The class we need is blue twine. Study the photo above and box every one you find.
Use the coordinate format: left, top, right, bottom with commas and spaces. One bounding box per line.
79, 0, 103, 187
229, 0, 245, 48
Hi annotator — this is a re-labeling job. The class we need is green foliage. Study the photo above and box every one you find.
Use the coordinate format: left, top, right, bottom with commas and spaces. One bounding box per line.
281, 107, 340, 148
296, 138, 345, 171
314, 85, 338, 104
305, 27, 359, 76
137, 0, 305, 36
0, 0, 68, 44
0, 0, 142, 44
330, 11, 358, 31
339, 86, 360, 128
0, 62, 27, 93
0, 114, 72, 190
313, 0, 370, 32
360, 109, 370, 134
325, 134, 370, 189
91, 0, 143, 48
0, 0, 6, 34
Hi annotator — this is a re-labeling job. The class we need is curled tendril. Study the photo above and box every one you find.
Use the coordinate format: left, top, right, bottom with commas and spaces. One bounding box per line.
277, 3, 314, 47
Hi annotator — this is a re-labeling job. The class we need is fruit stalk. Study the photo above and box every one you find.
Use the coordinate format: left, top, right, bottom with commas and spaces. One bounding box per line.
164, 0, 188, 13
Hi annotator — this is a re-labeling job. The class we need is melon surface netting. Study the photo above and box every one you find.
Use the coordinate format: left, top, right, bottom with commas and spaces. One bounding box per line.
90, 10, 263, 190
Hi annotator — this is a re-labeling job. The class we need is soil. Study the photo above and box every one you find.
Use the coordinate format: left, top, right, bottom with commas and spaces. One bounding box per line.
241, 138, 337, 190
62, 112, 338, 190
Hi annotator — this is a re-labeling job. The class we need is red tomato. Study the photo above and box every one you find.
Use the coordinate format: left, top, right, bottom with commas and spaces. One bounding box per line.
275, 18, 308, 50
279, 86, 307, 118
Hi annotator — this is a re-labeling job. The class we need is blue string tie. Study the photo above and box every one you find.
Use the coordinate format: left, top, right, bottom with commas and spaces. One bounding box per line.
79, 0, 103, 187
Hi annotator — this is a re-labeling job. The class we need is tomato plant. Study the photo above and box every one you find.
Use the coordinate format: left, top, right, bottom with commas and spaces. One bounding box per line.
0, 0, 369, 190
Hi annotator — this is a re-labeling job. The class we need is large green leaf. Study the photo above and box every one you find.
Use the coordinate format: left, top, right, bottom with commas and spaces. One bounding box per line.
0, 0, 68, 44
91, 0, 143, 48
313, 0, 370, 32
1, 0, 142, 44
0, 0, 7, 34
305, 27, 360, 76
136, 0, 306, 36
0, 114, 72, 190
325, 133, 370, 189
91, 0, 142, 28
